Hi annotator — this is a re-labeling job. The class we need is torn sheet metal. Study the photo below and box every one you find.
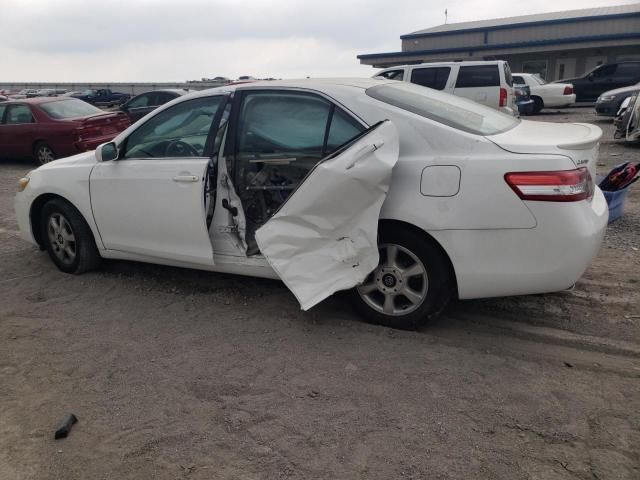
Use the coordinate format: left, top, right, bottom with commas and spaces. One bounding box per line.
625, 94, 640, 142
255, 120, 399, 310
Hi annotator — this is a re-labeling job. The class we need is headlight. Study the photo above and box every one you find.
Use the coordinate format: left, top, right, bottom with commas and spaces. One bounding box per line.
18, 176, 30, 192
598, 95, 615, 102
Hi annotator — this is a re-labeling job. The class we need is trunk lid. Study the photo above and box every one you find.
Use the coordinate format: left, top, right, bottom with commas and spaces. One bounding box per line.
488, 120, 602, 178
73, 111, 131, 140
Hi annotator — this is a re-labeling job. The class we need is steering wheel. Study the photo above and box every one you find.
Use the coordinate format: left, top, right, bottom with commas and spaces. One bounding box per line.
165, 140, 200, 157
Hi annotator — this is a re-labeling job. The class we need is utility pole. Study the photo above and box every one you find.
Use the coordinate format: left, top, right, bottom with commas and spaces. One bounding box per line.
445, 9, 448, 24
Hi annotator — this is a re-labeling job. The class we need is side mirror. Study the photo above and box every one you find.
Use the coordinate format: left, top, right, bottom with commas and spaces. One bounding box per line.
587, 72, 595, 81
96, 142, 119, 162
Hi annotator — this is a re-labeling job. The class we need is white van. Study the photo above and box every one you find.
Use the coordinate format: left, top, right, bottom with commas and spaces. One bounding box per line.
373, 61, 516, 115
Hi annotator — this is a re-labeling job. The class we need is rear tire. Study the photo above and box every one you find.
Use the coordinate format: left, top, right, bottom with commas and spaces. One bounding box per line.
532, 96, 544, 114
41, 199, 101, 274
349, 224, 454, 330
34, 142, 56, 165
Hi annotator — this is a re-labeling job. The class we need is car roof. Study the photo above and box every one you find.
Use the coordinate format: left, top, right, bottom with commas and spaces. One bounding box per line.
378, 60, 505, 71
188, 78, 394, 98
135, 89, 187, 95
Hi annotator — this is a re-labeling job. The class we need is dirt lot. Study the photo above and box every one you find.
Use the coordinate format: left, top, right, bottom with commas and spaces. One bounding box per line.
1, 108, 639, 480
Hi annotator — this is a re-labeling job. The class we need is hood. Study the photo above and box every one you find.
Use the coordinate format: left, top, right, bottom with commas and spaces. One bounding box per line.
36, 150, 97, 171
599, 84, 640, 97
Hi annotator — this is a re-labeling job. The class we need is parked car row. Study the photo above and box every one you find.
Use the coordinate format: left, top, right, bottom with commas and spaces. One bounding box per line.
512, 73, 575, 112
0, 97, 130, 164
596, 82, 640, 117
0, 88, 193, 163
558, 61, 640, 102
374, 60, 518, 115
68, 89, 131, 107
118, 89, 187, 122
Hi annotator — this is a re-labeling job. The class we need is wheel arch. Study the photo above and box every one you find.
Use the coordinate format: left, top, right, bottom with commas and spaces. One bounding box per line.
29, 193, 88, 249
32, 139, 50, 152
378, 219, 459, 299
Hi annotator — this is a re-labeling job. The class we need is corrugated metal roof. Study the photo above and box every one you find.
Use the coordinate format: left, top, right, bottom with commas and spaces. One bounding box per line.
403, 3, 640, 37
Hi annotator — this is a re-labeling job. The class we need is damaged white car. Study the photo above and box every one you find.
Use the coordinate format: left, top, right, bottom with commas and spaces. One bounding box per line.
614, 94, 640, 142
15, 79, 608, 329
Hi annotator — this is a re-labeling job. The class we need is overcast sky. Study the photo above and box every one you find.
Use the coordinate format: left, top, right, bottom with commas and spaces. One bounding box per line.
1, 0, 637, 81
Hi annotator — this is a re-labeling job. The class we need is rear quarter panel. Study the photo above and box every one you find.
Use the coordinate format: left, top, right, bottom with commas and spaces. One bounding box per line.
334, 94, 577, 230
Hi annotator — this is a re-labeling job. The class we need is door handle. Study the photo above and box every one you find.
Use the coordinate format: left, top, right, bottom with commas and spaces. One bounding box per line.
172, 175, 199, 182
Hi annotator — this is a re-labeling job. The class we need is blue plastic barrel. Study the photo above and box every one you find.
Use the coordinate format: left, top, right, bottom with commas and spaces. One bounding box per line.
601, 188, 630, 223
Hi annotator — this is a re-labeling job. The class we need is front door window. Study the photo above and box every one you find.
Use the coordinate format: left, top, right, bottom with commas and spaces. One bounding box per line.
123, 96, 224, 159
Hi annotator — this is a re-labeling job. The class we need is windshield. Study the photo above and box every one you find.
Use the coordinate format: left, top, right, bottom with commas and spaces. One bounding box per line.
40, 98, 103, 119
366, 82, 519, 136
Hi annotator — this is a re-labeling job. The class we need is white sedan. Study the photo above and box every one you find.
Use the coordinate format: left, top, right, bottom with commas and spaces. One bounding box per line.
513, 73, 576, 112
14, 78, 607, 329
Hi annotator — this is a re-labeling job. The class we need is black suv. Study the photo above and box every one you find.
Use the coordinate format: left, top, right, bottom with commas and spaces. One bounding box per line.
558, 62, 640, 102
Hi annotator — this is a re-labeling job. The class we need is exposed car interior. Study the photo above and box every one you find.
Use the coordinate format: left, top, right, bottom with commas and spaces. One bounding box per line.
226, 90, 364, 254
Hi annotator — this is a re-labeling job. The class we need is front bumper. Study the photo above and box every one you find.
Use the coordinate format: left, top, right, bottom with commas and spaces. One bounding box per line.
14, 190, 38, 246
595, 101, 617, 116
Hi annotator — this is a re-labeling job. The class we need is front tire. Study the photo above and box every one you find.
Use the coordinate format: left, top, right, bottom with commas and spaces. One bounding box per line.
350, 225, 454, 330
41, 199, 101, 274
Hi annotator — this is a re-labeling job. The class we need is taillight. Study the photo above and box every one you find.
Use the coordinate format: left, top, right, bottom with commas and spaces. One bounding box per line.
504, 168, 593, 202
499, 87, 507, 107
563, 86, 573, 95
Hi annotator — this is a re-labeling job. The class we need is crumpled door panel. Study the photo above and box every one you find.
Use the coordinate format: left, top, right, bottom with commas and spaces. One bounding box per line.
255, 120, 400, 310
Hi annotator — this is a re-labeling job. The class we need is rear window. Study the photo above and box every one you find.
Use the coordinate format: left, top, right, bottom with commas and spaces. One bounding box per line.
366, 82, 519, 136
455, 65, 500, 88
410, 67, 450, 90
40, 99, 103, 119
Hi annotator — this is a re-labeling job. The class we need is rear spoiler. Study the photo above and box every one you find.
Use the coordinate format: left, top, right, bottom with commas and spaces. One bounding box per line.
558, 123, 603, 150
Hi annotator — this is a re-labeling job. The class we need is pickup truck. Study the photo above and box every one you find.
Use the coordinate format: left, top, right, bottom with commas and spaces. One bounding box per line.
73, 89, 131, 107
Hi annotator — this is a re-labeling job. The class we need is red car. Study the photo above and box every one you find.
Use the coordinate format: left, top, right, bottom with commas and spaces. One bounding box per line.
0, 97, 130, 164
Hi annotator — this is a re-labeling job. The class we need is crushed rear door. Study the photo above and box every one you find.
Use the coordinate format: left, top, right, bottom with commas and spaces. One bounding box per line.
255, 120, 399, 310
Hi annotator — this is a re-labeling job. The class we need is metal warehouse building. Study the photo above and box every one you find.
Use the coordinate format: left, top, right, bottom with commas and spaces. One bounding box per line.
358, 3, 640, 81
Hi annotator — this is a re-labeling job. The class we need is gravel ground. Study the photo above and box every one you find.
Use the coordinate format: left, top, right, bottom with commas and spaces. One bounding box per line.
1, 107, 639, 479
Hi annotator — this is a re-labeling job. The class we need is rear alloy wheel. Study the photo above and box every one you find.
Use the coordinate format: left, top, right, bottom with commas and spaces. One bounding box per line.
350, 225, 454, 330
34, 142, 56, 165
357, 244, 428, 316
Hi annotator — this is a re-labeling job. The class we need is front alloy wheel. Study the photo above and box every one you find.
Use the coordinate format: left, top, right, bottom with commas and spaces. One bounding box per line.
46, 212, 77, 266
41, 199, 102, 274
